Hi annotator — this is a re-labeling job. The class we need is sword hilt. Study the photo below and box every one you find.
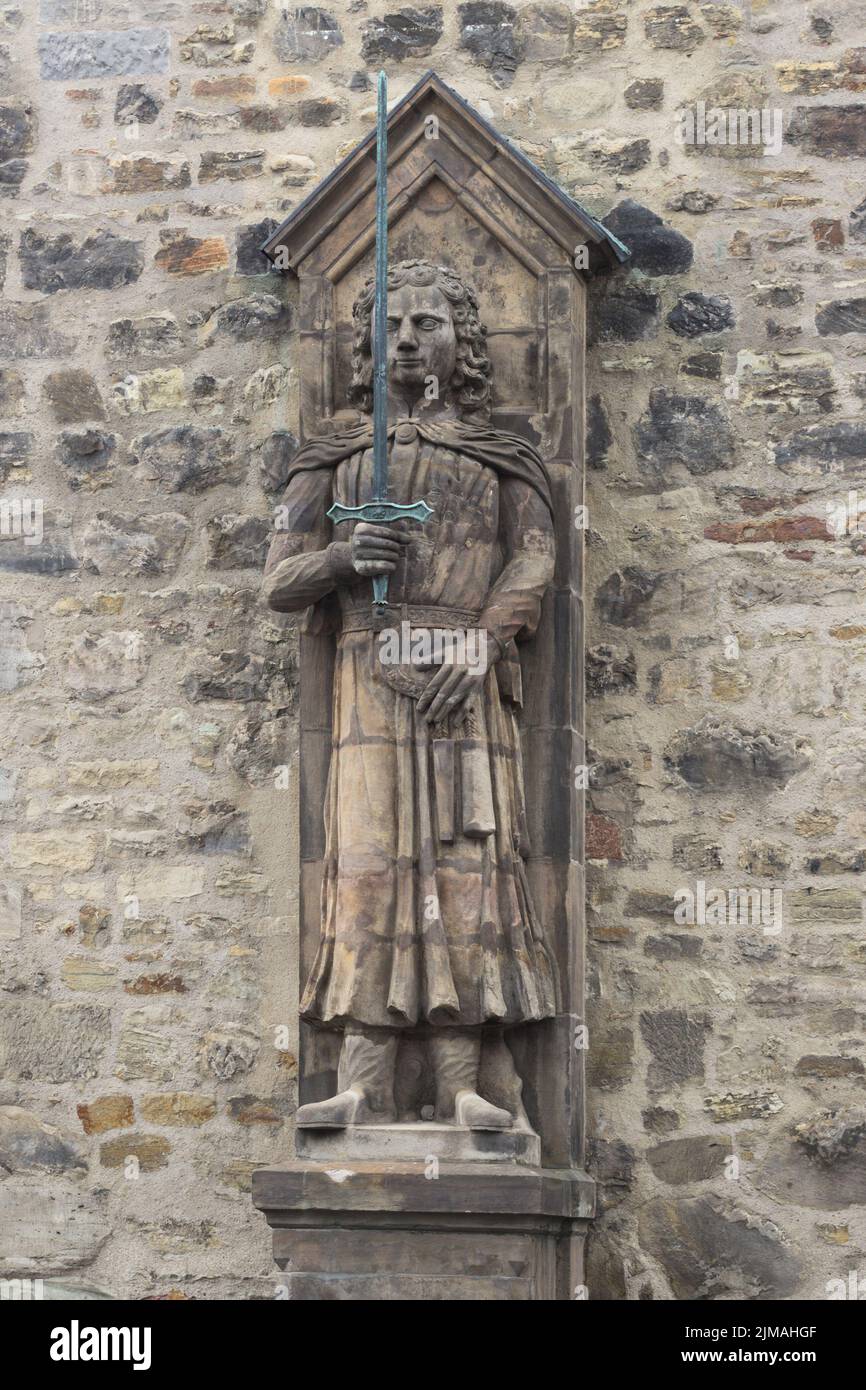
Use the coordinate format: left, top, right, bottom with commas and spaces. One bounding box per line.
327, 499, 433, 526
327, 497, 434, 610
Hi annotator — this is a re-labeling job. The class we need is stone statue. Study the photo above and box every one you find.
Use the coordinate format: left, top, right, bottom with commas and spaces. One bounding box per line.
262, 259, 557, 1132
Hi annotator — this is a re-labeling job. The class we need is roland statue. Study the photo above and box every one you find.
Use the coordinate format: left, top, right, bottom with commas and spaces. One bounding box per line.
262, 258, 557, 1131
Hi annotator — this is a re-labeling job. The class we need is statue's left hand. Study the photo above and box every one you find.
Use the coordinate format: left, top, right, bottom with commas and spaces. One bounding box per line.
416, 634, 498, 724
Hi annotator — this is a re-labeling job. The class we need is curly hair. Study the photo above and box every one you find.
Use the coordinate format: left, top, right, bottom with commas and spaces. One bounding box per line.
348, 259, 492, 421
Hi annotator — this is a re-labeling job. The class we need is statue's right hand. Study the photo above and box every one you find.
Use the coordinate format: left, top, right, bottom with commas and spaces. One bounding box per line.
350, 522, 410, 577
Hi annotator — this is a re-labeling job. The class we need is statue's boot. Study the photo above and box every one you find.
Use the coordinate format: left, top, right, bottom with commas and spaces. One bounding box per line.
454, 1089, 512, 1130
430, 1028, 512, 1131
295, 1025, 398, 1129
294, 1085, 366, 1129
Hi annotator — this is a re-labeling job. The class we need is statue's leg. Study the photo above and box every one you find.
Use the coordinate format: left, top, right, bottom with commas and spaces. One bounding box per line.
428, 1027, 512, 1131
295, 1025, 398, 1129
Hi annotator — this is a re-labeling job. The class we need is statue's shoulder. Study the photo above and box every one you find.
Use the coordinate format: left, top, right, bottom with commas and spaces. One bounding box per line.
428, 418, 553, 515
441, 419, 544, 460
286, 422, 374, 481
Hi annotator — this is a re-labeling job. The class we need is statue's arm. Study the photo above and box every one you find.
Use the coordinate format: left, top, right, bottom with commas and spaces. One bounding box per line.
261, 467, 356, 613
479, 478, 556, 646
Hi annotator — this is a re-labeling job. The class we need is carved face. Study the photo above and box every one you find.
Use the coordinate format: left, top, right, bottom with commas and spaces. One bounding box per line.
386, 283, 457, 400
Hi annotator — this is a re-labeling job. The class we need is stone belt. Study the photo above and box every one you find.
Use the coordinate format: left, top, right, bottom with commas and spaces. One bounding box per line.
340, 603, 483, 633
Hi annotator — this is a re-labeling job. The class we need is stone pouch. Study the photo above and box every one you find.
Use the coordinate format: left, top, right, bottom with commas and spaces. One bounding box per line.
375, 638, 496, 842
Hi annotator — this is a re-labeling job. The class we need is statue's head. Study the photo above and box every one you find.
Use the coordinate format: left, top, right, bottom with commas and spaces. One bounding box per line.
349, 259, 492, 420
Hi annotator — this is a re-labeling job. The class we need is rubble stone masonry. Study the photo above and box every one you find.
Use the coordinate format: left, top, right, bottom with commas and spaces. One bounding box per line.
1, 0, 864, 1299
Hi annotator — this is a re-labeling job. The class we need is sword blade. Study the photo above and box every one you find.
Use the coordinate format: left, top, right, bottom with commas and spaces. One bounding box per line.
324, 69, 433, 615
372, 69, 388, 504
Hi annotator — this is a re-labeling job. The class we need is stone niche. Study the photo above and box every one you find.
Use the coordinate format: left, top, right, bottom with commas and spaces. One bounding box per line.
251, 70, 627, 1301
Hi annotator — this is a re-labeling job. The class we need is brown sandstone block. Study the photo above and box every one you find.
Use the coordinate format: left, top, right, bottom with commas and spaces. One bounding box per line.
77, 1094, 134, 1135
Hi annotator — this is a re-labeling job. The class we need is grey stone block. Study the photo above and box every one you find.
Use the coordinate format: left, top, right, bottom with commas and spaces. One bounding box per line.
38, 29, 170, 81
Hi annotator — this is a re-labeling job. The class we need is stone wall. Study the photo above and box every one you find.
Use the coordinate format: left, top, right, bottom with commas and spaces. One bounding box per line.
0, 0, 864, 1300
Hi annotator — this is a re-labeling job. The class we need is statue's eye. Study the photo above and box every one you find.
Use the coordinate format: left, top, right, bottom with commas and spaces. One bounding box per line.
418, 318, 440, 330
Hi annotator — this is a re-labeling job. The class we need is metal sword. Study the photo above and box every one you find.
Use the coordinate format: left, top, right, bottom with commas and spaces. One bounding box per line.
326, 70, 434, 613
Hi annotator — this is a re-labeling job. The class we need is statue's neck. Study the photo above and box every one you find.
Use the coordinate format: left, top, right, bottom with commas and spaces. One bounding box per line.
386, 389, 458, 423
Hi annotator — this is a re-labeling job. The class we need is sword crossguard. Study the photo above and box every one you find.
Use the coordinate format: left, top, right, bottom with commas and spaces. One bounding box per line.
327, 497, 434, 610
327, 499, 433, 526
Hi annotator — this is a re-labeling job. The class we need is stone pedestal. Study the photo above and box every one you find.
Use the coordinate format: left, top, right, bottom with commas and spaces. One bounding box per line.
296, 1122, 541, 1166
252, 1158, 595, 1301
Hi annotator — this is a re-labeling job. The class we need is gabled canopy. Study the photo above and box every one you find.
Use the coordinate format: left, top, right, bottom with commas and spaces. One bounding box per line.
262, 69, 629, 278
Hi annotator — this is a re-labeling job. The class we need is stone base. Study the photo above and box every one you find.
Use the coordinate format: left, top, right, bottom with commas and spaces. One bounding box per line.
252, 1161, 595, 1300
296, 1121, 541, 1166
